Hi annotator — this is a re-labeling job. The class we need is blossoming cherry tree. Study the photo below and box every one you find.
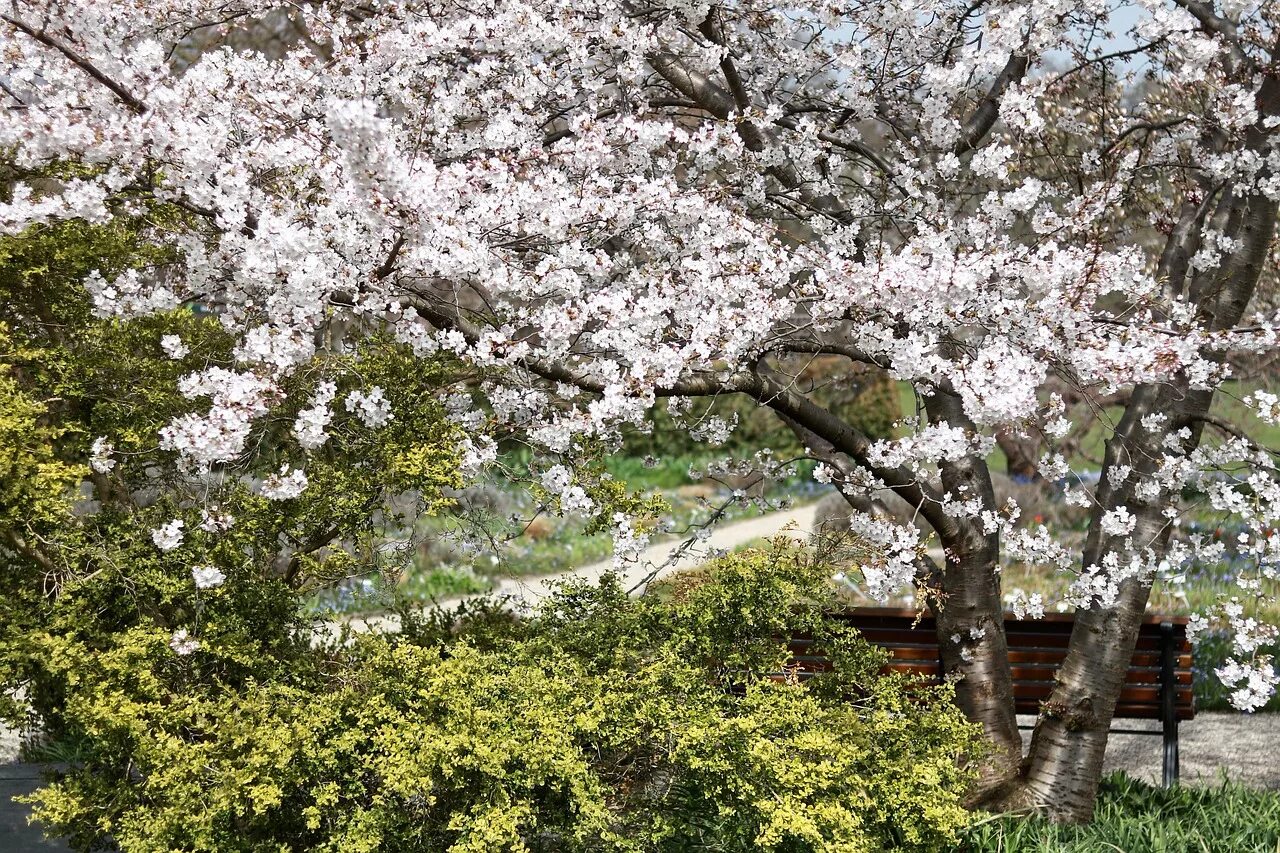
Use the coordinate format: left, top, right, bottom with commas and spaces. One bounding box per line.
6, 0, 1280, 819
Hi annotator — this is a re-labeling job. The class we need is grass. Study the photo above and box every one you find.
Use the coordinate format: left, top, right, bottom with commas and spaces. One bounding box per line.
964, 772, 1280, 852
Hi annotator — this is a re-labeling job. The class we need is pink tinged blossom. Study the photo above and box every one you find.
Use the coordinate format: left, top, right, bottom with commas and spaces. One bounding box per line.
1216, 659, 1280, 713
1005, 589, 1046, 620
84, 268, 180, 319
234, 326, 315, 376
160, 369, 277, 467
1248, 390, 1280, 425
458, 436, 497, 477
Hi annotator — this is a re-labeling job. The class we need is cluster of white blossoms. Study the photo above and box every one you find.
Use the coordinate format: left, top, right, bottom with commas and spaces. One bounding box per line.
84, 268, 180, 319
259, 465, 308, 501
1005, 589, 1046, 620
88, 437, 115, 474
9, 0, 1280, 707
293, 381, 338, 451
160, 334, 189, 360
191, 565, 226, 590
1099, 508, 1137, 539
151, 519, 184, 552
609, 512, 651, 570
539, 464, 597, 515
234, 326, 316, 376
160, 369, 277, 467
1216, 659, 1280, 713
198, 508, 234, 533
846, 513, 923, 601
169, 628, 200, 657
345, 387, 393, 429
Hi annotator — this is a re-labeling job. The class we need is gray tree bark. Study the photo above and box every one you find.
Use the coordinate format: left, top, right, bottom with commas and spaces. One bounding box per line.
1019, 77, 1280, 815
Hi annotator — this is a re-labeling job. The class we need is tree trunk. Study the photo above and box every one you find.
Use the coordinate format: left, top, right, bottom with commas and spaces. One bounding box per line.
1018, 579, 1153, 818
924, 389, 1024, 802
1020, 143, 1278, 818
932, 527, 1024, 805
1018, 384, 1187, 819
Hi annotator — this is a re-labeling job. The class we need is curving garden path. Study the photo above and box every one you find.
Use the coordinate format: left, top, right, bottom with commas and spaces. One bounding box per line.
325, 502, 820, 639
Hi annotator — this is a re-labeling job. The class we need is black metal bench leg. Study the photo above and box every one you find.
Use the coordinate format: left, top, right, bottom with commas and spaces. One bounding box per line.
1163, 719, 1179, 787
1161, 621, 1179, 787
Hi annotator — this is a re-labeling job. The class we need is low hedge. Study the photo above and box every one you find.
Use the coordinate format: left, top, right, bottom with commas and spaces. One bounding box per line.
20, 544, 982, 853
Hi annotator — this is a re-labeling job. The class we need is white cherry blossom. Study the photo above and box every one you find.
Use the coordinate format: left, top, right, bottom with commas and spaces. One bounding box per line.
259, 465, 308, 501
89, 437, 116, 473
151, 519, 184, 552
191, 565, 226, 589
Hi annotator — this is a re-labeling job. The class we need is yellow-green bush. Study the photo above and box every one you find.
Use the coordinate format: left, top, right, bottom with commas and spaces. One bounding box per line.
26, 545, 980, 853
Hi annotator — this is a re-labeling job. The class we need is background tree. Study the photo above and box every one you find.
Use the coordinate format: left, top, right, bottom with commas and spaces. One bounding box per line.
6, 0, 1280, 823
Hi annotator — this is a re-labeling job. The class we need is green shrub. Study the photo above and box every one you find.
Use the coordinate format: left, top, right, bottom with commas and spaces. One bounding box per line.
963, 772, 1280, 852
23, 544, 982, 853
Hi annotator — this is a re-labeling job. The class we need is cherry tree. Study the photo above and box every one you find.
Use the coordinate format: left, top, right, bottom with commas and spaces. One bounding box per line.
6, 0, 1280, 820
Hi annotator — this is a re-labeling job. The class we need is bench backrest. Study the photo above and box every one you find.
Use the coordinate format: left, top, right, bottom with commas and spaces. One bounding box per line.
788, 607, 1194, 721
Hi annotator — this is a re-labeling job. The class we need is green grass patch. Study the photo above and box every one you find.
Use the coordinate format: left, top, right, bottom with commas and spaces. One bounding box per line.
964, 772, 1280, 852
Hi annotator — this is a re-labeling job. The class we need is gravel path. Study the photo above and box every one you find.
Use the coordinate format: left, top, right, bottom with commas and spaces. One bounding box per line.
1097, 712, 1280, 788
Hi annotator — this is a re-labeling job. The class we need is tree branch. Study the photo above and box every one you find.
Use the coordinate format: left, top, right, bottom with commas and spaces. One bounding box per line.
953, 52, 1029, 156
3, 528, 56, 574
1, 14, 148, 114
1171, 0, 1254, 68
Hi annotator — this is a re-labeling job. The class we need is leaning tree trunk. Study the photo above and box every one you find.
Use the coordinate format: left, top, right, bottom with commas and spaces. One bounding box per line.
1021, 140, 1279, 819
924, 389, 1025, 802
767, 376, 1025, 795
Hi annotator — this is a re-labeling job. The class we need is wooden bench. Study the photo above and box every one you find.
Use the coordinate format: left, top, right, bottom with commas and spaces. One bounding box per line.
788, 607, 1194, 786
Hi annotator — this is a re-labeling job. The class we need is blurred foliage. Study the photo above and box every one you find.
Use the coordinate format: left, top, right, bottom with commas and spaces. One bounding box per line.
621, 358, 899, 461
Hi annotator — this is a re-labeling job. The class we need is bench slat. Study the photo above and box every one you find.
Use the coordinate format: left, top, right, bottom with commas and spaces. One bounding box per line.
790, 643, 1194, 672
787, 609, 1196, 722
815, 625, 1186, 653
791, 658, 1193, 687
875, 661, 1192, 686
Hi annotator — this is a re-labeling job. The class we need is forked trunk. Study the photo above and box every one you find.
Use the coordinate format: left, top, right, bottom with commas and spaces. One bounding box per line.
1017, 157, 1278, 819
